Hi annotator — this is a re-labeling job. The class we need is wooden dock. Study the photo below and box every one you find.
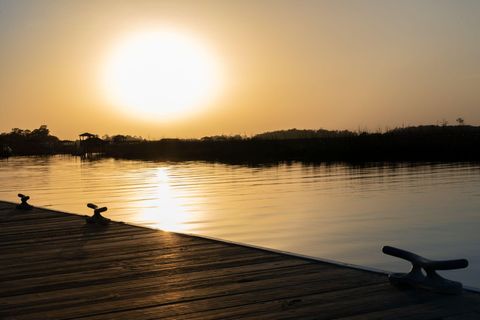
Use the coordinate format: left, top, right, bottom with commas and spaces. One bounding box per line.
1, 201, 479, 319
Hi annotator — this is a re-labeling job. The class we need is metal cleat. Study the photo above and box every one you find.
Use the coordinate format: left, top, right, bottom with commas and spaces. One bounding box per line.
85, 203, 110, 225
382, 246, 468, 295
16, 193, 33, 210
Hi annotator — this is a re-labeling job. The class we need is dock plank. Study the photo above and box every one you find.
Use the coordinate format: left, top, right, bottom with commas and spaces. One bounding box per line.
0, 201, 479, 319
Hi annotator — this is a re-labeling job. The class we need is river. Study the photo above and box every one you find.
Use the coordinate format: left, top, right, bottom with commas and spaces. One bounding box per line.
1, 156, 479, 288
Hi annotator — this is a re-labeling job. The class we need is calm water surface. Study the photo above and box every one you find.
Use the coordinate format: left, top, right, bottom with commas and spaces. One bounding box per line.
1, 156, 480, 288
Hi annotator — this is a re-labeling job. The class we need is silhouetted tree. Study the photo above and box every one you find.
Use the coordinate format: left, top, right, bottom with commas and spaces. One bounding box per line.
30, 125, 49, 136
0, 125, 59, 155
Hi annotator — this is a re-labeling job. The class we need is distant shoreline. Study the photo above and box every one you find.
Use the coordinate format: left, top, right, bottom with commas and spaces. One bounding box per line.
2, 124, 480, 164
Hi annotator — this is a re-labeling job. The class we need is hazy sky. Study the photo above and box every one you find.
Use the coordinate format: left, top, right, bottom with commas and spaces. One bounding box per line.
1, 0, 480, 139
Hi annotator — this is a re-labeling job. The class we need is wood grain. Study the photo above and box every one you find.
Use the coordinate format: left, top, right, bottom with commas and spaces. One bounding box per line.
0, 201, 478, 320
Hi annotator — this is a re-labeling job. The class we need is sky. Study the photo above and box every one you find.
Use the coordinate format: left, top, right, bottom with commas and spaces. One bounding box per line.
1, 0, 480, 139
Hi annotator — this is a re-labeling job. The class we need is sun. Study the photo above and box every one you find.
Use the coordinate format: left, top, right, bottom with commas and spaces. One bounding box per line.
101, 29, 223, 120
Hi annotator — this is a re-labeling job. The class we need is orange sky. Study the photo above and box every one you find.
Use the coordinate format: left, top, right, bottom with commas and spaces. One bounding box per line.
1, 0, 480, 139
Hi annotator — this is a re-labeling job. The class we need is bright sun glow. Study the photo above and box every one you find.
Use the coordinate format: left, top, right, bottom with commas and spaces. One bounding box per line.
102, 29, 223, 120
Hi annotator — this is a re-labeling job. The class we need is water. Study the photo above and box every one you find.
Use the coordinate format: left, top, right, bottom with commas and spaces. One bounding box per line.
1, 156, 480, 288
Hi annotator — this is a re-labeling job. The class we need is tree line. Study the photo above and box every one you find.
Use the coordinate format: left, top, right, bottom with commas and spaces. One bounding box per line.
2, 124, 480, 163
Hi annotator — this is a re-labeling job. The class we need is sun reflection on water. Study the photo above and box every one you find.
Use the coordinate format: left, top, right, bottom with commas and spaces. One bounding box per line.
1, 157, 480, 288
134, 167, 193, 232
